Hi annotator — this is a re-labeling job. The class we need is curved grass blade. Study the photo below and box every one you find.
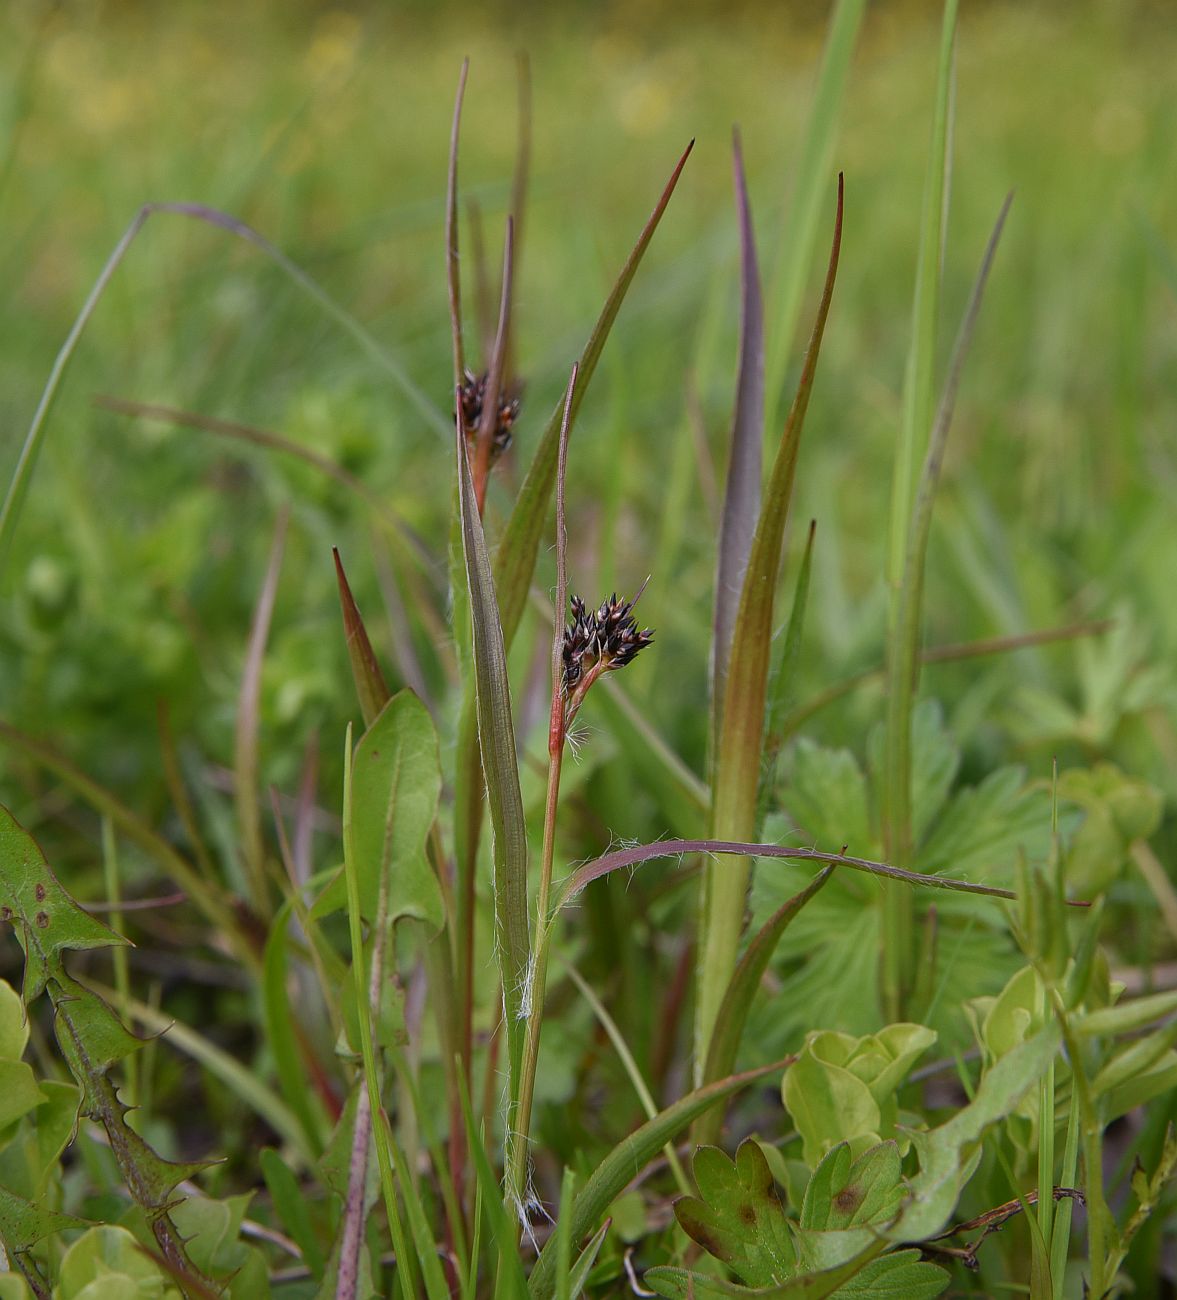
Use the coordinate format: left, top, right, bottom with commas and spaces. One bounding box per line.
713, 127, 765, 738
0, 200, 444, 578
528, 1058, 793, 1300
699, 176, 843, 1071
554, 836, 1091, 918
881, 191, 1013, 1017
763, 0, 866, 434
94, 395, 440, 580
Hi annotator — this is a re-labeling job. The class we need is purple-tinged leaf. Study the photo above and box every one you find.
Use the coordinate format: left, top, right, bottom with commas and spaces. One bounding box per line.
713, 127, 765, 730
556, 836, 1091, 916
333, 547, 392, 730
700, 177, 844, 1066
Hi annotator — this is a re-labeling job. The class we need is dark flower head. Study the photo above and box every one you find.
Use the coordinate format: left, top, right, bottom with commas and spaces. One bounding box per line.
561, 590, 654, 700
455, 367, 521, 463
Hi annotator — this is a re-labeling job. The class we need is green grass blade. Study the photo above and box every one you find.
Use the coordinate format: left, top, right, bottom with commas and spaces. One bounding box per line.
763, 0, 865, 435
886, 0, 959, 601
699, 176, 843, 1073
528, 1058, 790, 1300
563, 961, 690, 1196
713, 128, 765, 738
0, 200, 444, 579
492, 139, 693, 646
447, 59, 470, 386
454, 408, 531, 1112
882, 191, 1013, 1017
457, 1072, 528, 1300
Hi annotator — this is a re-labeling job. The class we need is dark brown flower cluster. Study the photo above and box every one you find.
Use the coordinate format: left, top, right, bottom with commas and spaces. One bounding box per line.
562, 593, 655, 695
456, 367, 521, 463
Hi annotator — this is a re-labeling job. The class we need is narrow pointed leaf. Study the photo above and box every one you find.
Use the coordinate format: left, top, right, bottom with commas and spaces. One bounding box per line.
701, 867, 833, 1100
447, 59, 470, 386
493, 139, 693, 645
763, 0, 866, 431
700, 177, 844, 1065
554, 837, 1082, 917
713, 128, 765, 727
334, 547, 392, 728
454, 414, 531, 1080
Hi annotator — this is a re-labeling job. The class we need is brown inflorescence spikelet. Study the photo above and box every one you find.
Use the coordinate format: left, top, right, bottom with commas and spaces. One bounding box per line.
561, 591, 654, 726
456, 367, 521, 463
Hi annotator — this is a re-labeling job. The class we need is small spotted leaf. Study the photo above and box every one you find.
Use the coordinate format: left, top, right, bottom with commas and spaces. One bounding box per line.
675, 1139, 796, 1286
0, 807, 127, 1003
800, 1141, 904, 1232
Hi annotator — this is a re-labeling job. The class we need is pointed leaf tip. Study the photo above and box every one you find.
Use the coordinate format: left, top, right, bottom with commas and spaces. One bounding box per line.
333, 548, 391, 729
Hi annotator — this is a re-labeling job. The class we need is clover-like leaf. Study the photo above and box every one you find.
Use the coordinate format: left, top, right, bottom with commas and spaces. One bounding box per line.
800, 1141, 904, 1231
675, 1139, 796, 1286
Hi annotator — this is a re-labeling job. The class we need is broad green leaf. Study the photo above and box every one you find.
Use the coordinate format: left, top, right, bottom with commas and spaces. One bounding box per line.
0, 981, 29, 1059
315, 690, 443, 930
173, 1193, 270, 1298
674, 1140, 796, 1286
1101, 1052, 1177, 1125
0, 1061, 44, 1132
888, 1022, 1062, 1240
778, 741, 871, 856
529, 1060, 788, 1300
0, 807, 127, 1002
59, 1225, 178, 1297
800, 1142, 903, 1231
701, 176, 843, 1066
1092, 1022, 1177, 1100
822, 1249, 947, 1298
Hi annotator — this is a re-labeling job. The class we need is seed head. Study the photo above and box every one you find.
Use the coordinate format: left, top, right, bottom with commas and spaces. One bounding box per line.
456, 367, 521, 463
561, 591, 655, 702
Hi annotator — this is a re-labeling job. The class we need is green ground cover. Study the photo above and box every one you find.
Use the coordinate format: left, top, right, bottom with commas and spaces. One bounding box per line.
1, 1, 1176, 1295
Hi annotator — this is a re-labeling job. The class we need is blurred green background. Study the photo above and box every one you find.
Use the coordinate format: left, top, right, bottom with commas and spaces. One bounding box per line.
2, 0, 1176, 883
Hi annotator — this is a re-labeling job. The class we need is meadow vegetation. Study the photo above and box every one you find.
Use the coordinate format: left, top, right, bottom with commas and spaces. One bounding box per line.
1, 1, 1177, 1296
